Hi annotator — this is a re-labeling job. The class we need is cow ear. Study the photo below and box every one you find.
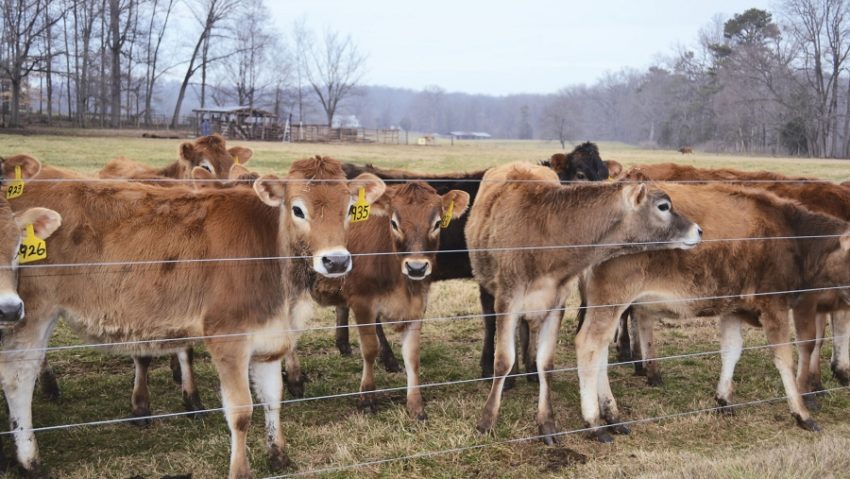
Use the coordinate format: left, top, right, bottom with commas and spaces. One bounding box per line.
3, 154, 42, 181
442, 190, 470, 219
190, 166, 216, 190
624, 184, 647, 208
604, 160, 623, 179
349, 173, 386, 204
549, 153, 567, 172
179, 142, 200, 165
229, 163, 251, 180
254, 175, 287, 207
228, 146, 253, 166
14, 207, 61, 239
841, 231, 850, 252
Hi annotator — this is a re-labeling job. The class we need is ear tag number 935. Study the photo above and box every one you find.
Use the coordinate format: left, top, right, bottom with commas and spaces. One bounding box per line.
18, 224, 47, 264
6, 166, 24, 200
349, 187, 370, 223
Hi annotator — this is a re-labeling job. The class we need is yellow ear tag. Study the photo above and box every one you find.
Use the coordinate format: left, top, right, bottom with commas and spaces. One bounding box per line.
607, 176, 614, 182
440, 200, 454, 229
349, 187, 370, 223
6, 166, 24, 199
18, 224, 47, 264
233, 155, 240, 165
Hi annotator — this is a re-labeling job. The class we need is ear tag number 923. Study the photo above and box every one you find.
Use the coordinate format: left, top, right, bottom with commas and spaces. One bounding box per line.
18, 224, 47, 264
6, 166, 24, 200
349, 187, 370, 223
440, 199, 454, 229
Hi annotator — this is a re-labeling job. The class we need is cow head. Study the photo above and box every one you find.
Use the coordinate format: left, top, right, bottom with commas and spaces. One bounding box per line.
544, 142, 609, 182
179, 134, 253, 179
617, 184, 702, 251
254, 156, 385, 278
373, 182, 470, 280
0, 155, 62, 326
822, 231, 850, 304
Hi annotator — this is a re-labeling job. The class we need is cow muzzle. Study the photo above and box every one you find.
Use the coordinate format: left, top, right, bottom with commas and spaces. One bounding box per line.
314, 248, 352, 278
0, 294, 24, 327
680, 224, 703, 248
402, 258, 432, 280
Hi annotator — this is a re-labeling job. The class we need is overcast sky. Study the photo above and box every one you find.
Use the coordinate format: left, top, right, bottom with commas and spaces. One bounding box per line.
268, 0, 771, 96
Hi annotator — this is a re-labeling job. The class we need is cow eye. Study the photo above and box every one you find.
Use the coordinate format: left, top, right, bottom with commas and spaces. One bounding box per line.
576, 172, 587, 180
292, 206, 305, 218
390, 219, 399, 231
657, 201, 670, 212
433, 219, 441, 230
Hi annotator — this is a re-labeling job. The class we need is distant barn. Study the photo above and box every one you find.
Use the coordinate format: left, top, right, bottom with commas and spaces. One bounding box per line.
192, 105, 281, 141
449, 131, 492, 140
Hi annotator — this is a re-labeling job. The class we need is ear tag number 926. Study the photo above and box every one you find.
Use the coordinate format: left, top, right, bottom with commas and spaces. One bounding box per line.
18, 224, 47, 264
440, 199, 454, 229
349, 187, 370, 223
6, 166, 24, 200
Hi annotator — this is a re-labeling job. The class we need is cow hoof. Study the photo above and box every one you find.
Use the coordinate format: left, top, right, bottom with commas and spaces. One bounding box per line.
607, 423, 630, 435
413, 410, 428, 422
336, 342, 353, 357
794, 415, 821, 432
647, 374, 663, 387
803, 395, 820, 413
285, 378, 305, 399
714, 397, 735, 415
539, 422, 559, 445
358, 398, 378, 415
379, 354, 403, 373
476, 415, 495, 435
831, 365, 850, 386
182, 391, 207, 418
268, 445, 294, 472
38, 371, 60, 402
130, 409, 152, 427
22, 463, 49, 479
587, 428, 614, 443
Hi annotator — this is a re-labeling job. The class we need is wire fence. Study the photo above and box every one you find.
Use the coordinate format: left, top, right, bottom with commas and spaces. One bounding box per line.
0, 171, 848, 475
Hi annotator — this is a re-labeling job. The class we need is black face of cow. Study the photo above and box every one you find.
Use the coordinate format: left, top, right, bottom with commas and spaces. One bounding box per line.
562, 142, 608, 182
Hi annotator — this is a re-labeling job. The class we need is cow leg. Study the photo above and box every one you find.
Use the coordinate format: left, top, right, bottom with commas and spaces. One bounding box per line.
335, 306, 352, 356
535, 309, 561, 444
575, 306, 622, 443
37, 357, 59, 402
629, 311, 646, 377
283, 349, 305, 399
177, 349, 205, 415
808, 313, 827, 395
615, 307, 632, 363
376, 316, 402, 373
401, 322, 425, 420
831, 310, 850, 385
763, 310, 818, 431
715, 315, 743, 414
479, 286, 496, 378
792, 299, 819, 411
169, 352, 182, 385
206, 339, 253, 479
597, 340, 629, 435
250, 358, 292, 472
477, 295, 519, 434
0, 309, 56, 477
520, 319, 538, 383
130, 356, 153, 426
634, 309, 662, 386
352, 306, 380, 413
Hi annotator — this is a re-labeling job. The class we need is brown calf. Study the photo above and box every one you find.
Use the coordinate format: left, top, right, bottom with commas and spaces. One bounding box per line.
620, 164, 850, 401
578, 183, 850, 441
678, 146, 693, 154
466, 162, 702, 443
311, 182, 469, 419
99, 133, 253, 182
0, 154, 384, 478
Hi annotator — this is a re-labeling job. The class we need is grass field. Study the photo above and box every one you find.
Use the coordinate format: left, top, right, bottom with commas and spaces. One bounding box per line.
0, 133, 850, 478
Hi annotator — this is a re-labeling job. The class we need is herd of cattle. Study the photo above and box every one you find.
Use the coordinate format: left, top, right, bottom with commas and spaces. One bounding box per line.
0, 134, 847, 477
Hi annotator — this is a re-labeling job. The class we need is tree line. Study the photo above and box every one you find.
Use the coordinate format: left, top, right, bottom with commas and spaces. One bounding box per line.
3, 1, 850, 157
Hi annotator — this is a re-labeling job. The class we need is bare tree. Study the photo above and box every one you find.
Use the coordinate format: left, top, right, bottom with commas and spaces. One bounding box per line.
304, 28, 366, 127
0, 0, 60, 127
170, 0, 237, 128
108, 0, 134, 127
140, 0, 175, 125
221, 0, 277, 109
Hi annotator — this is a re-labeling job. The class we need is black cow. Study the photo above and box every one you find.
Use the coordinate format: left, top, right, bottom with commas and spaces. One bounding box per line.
338, 142, 610, 384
